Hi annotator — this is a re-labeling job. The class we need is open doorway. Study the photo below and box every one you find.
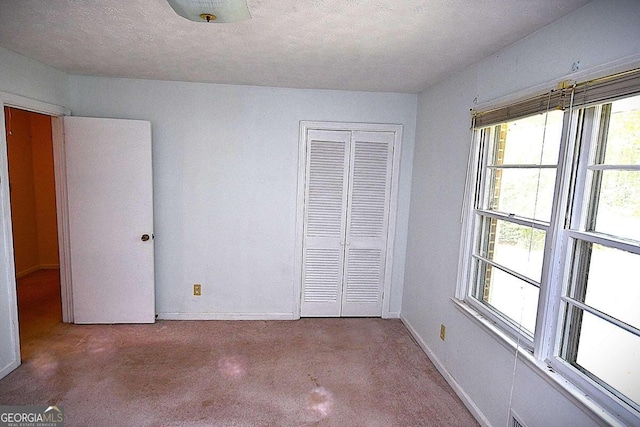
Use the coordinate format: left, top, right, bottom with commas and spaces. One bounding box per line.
4, 106, 61, 360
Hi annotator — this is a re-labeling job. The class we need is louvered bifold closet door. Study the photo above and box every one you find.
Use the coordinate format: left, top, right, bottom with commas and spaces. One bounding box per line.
301, 130, 351, 317
341, 131, 394, 316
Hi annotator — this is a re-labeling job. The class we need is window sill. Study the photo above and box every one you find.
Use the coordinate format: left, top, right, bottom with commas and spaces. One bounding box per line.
450, 297, 625, 427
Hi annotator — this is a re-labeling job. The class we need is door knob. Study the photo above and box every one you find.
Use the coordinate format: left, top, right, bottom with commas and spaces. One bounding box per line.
141, 234, 150, 242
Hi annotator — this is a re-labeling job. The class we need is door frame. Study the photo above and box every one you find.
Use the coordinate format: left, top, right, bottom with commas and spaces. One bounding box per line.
0, 91, 72, 377
294, 121, 403, 319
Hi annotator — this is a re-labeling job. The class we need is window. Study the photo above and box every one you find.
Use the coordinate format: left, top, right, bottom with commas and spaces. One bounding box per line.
459, 69, 640, 424
470, 112, 563, 339
559, 95, 640, 412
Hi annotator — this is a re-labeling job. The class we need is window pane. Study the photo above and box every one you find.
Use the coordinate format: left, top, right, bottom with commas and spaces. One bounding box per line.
591, 170, 640, 241
477, 216, 545, 282
490, 111, 563, 165
602, 95, 640, 166
570, 241, 640, 330
568, 308, 640, 407
484, 168, 556, 222
473, 260, 538, 334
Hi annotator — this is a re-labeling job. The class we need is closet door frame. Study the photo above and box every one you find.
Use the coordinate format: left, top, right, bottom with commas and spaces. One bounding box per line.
294, 121, 403, 319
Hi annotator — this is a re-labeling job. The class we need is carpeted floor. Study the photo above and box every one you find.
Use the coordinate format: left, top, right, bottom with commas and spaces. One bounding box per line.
2, 279, 478, 426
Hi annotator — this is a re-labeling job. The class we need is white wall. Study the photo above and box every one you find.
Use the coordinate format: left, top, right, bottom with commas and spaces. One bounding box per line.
0, 47, 69, 378
0, 47, 69, 107
402, 0, 640, 426
68, 77, 416, 319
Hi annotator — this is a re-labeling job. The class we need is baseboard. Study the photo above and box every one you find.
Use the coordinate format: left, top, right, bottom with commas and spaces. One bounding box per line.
39, 264, 60, 270
0, 360, 20, 381
16, 264, 60, 279
384, 311, 401, 319
16, 265, 40, 278
156, 312, 296, 321
401, 315, 493, 427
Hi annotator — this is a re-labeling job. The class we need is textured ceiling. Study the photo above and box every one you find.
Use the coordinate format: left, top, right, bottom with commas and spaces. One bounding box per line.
0, 0, 591, 93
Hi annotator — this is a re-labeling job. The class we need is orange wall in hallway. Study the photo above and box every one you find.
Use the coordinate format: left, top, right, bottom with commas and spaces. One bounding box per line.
5, 107, 59, 276
30, 113, 58, 267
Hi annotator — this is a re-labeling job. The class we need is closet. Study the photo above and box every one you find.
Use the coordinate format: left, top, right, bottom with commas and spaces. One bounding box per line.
299, 123, 401, 317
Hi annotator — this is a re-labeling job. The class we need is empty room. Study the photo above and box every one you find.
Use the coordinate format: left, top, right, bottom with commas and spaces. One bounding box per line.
0, 0, 639, 426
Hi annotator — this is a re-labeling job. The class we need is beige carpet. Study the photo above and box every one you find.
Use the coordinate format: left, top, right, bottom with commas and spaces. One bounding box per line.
1, 314, 478, 426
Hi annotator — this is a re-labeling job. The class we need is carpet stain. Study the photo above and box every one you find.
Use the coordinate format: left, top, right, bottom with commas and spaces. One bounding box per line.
306, 386, 334, 420
217, 354, 249, 380
308, 374, 320, 387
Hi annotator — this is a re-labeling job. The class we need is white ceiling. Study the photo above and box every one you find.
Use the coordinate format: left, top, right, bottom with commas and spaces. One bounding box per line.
0, 0, 591, 93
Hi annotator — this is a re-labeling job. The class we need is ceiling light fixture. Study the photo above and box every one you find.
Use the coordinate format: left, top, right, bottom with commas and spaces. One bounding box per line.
166, 0, 251, 23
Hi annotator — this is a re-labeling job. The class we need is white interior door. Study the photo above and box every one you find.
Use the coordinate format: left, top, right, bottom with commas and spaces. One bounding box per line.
0, 106, 20, 378
300, 127, 396, 317
64, 117, 155, 324
301, 130, 351, 316
341, 131, 394, 316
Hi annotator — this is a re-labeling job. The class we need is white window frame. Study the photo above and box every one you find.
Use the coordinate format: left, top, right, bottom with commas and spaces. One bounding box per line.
456, 69, 640, 426
548, 101, 640, 423
459, 118, 567, 350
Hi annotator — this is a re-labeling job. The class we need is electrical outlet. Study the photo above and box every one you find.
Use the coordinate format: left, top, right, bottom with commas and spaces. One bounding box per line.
440, 324, 446, 341
193, 284, 202, 296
